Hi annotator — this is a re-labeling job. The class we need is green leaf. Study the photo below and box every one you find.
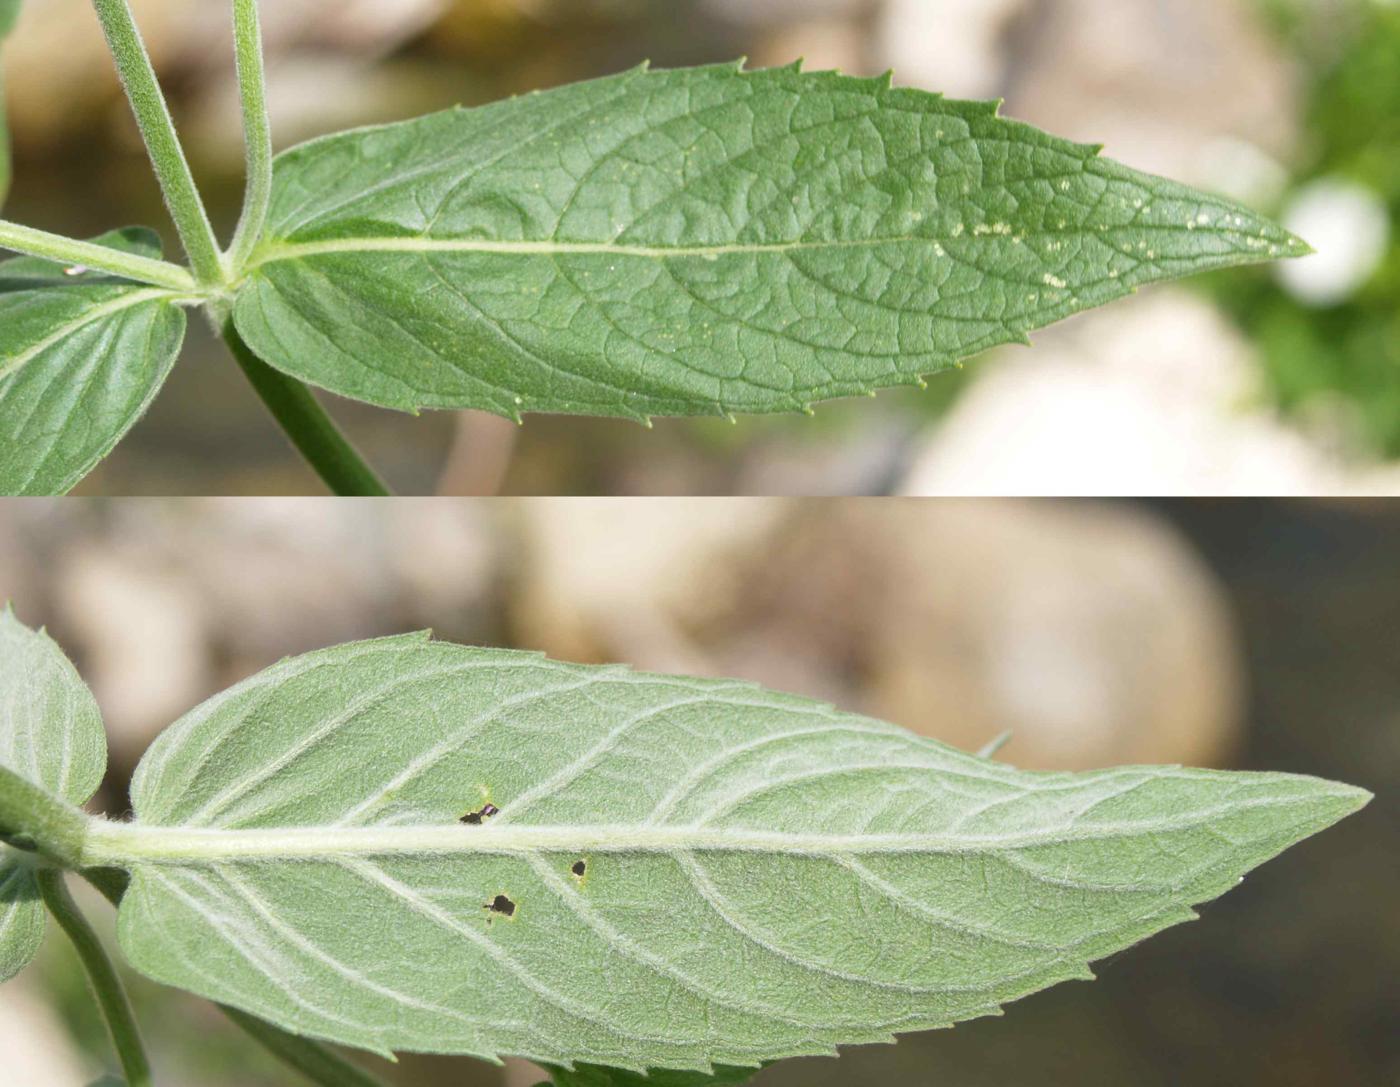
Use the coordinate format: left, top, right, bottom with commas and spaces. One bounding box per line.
546, 1063, 759, 1086
232, 61, 1308, 421
0, 228, 188, 495
97, 632, 1369, 1069
0, 853, 44, 980
0, 1, 19, 38
0, 607, 107, 982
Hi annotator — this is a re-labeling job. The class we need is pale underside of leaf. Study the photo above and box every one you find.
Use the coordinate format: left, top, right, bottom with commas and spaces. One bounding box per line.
104, 634, 1368, 1071
0, 608, 108, 980
233, 61, 1306, 420
0, 229, 190, 495
0, 854, 45, 982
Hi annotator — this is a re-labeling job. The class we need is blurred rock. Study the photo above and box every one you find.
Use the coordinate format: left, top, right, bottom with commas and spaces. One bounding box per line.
876, 0, 1026, 98
511, 498, 788, 671
3, 0, 446, 153
384, 499, 500, 626
702, 0, 865, 26
724, 500, 1244, 770
752, 15, 867, 75
53, 540, 211, 763
0, 498, 1248, 774
899, 291, 1400, 496
996, 0, 1298, 184
188, 56, 457, 171
0, 978, 93, 1085
509, 498, 1244, 770
0, 501, 499, 761
865, 0, 1298, 189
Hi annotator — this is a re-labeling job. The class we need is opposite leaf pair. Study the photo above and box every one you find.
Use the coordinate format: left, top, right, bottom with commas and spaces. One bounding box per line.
0, 608, 1371, 1080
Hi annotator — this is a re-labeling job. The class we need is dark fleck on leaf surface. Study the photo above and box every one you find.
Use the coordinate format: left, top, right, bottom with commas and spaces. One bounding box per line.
487, 894, 517, 918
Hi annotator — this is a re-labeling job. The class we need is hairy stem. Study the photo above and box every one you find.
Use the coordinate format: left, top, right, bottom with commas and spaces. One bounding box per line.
0, 1, 15, 208
90, 0, 226, 286
35, 869, 154, 1087
0, 60, 11, 209
220, 318, 391, 496
0, 219, 198, 290
0, 764, 89, 869
227, 0, 273, 272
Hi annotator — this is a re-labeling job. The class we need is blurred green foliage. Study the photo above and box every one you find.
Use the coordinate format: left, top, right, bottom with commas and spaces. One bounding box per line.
1218, 0, 1400, 456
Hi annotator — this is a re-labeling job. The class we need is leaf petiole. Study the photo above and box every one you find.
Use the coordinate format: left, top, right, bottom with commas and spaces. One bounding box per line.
220, 318, 392, 496
35, 869, 154, 1087
226, 0, 272, 274
89, 0, 226, 286
0, 220, 197, 291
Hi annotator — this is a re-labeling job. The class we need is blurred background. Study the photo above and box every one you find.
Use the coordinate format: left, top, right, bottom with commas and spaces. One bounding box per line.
0, 497, 1393, 1085
1, 0, 1398, 496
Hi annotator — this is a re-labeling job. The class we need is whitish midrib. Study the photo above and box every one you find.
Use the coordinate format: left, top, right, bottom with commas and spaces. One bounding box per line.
0, 289, 186, 381
242, 218, 1288, 275
245, 234, 933, 272
81, 793, 1341, 866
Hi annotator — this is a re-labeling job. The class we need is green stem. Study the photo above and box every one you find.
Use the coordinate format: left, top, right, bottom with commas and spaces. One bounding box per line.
0, 219, 198, 290
90, 0, 226, 286
0, 59, 11, 210
227, 0, 273, 272
0, 764, 89, 869
220, 318, 391, 496
77, 870, 392, 1087
220, 1006, 392, 1087
35, 869, 154, 1087
0, 4, 15, 208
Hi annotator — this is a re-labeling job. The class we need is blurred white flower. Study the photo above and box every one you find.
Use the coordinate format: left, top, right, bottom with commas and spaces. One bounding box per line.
1277, 177, 1391, 306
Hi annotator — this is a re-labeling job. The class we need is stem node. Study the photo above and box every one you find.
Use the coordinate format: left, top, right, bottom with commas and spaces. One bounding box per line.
0, 764, 90, 870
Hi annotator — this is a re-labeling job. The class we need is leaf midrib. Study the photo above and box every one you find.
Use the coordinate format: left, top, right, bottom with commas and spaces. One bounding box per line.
84, 791, 1345, 865
241, 216, 1301, 279
244, 235, 940, 274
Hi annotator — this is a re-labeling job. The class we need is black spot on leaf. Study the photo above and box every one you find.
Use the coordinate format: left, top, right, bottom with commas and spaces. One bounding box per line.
571, 859, 587, 878
459, 802, 500, 825
486, 894, 516, 917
